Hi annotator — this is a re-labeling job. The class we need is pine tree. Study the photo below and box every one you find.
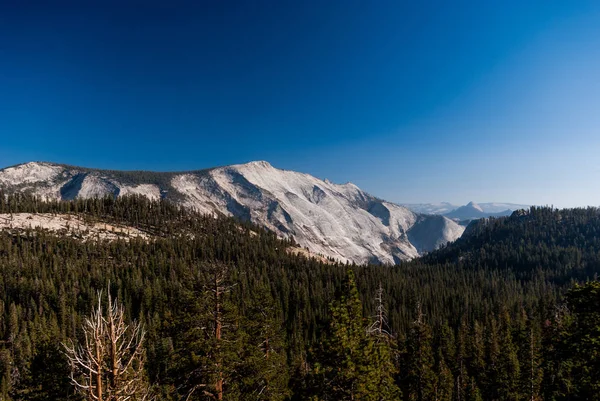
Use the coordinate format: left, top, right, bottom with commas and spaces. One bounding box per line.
454, 318, 469, 401
240, 285, 290, 400
516, 310, 542, 401
434, 323, 455, 401
433, 348, 453, 401
559, 282, 600, 400
483, 317, 501, 400
16, 341, 80, 401
468, 320, 485, 395
174, 262, 244, 400
311, 271, 400, 400
403, 303, 436, 401
466, 377, 483, 401
496, 311, 520, 400
541, 304, 574, 401
311, 270, 365, 400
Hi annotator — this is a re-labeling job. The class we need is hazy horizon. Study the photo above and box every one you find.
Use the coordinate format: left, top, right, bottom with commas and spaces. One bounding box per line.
2, 1, 599, 208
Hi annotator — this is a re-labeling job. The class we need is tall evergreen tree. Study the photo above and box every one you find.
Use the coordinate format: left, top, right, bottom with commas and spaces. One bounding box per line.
173, 262, 244, 400
310, 270, 366, 400
496, 311, 520, 400
402, 303, 436, 401
311, 271, 400, 400
560, 282, 600, 400
466, 377, 483, 401
454, 318, 469, 401
240, 285, 290, 400
516, 310, 543, 401
541, 305, 574, 401
433, 348, 453, 401
468, 320, 486, 399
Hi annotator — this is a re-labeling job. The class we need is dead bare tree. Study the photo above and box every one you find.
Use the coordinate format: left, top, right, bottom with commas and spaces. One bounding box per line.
367, 282, 392, 339
64, 290, 153, 401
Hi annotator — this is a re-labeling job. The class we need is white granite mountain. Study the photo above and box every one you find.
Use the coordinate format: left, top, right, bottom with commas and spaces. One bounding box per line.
0, 161, 465, 264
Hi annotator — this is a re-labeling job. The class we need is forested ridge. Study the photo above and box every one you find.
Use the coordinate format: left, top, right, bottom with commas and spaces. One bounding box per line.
0, 193, 598, 400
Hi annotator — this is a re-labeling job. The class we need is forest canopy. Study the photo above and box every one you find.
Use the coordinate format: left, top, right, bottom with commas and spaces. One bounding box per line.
0, 193, 599, 400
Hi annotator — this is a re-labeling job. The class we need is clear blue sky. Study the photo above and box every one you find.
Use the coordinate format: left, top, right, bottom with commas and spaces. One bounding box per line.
1, 1, 599, 207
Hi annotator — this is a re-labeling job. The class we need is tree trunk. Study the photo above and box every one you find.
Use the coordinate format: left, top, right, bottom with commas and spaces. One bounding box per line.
215, 274, 223, 401
109, 293, 118, 401
95, 322, 103, 401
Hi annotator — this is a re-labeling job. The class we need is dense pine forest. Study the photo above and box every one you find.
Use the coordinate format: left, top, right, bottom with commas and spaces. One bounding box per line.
0, 193, 598, 400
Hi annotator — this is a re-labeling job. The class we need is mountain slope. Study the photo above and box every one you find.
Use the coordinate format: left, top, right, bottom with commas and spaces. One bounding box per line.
0, 161, 465, 264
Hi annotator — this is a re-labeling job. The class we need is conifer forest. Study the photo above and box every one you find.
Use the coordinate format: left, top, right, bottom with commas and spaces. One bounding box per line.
0, 193, 599, 400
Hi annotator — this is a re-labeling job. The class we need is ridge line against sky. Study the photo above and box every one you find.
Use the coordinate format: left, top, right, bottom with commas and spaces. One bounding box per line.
1, 1, 600, 208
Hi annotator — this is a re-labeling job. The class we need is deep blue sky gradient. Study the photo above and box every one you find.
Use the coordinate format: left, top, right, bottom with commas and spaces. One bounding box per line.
1, 1, 600, 207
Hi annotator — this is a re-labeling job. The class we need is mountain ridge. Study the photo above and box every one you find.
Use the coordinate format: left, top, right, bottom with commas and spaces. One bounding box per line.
0, 161, 465, 264
404, 201, 529, 219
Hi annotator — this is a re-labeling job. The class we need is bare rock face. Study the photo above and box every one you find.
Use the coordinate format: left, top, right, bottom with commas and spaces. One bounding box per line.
0, 161, 465, 264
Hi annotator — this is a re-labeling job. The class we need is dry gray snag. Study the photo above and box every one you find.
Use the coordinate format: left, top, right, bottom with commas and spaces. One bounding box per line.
63, 289, 153, 401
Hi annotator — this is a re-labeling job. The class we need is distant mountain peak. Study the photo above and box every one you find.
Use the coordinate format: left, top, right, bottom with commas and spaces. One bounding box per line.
466, 201, 484, 212
405, 201, 529, 217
